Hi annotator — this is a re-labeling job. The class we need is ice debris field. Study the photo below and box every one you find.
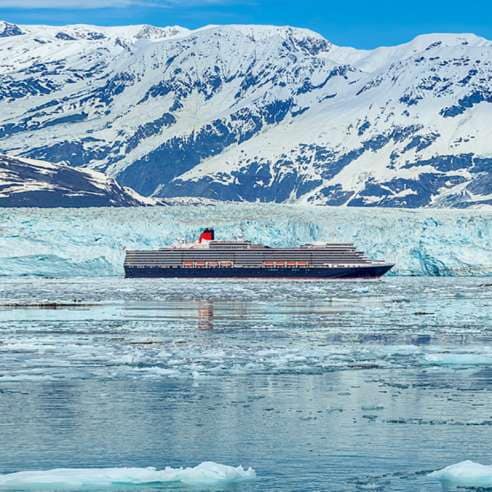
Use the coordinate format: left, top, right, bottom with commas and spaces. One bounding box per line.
1, 204, 491, 278
1, 276, 490, 382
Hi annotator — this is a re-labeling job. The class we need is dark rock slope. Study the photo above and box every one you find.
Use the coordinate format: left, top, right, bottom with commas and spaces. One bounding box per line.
0, 154, 149, 207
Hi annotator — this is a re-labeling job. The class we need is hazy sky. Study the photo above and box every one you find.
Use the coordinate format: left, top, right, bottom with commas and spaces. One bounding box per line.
1, 0, 491, 48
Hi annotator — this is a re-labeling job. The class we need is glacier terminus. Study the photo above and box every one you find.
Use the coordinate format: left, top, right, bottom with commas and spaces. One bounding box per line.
1, 205, 491, 278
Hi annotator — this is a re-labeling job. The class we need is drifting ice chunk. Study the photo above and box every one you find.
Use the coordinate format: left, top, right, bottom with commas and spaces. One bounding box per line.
429, 460, 492, 488
425, 352, 492, 366
0, 462, 256, 488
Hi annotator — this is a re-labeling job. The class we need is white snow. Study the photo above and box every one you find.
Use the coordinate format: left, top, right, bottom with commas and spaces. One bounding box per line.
20, 22, 190, 42
0, 21, 491, 206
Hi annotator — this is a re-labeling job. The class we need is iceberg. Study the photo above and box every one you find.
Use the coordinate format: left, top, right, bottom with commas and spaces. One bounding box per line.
0, 462, 256, 489
0, 204, 491, 277
429, 460, 492, 488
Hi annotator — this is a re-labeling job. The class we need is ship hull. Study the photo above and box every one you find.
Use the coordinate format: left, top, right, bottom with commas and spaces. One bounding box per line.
124, 264, 393, 279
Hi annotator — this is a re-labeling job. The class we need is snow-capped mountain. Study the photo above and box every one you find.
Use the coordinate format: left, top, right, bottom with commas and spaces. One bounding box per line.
0, 154, 149, 207
0, 21, 491, 207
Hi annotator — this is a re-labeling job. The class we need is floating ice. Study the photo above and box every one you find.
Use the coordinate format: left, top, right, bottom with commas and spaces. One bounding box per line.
0, 277, 490, 382
0, 205, 491, 277
425, 353, 492, 366
429, 460, 492, 488
0, 462, 256, 489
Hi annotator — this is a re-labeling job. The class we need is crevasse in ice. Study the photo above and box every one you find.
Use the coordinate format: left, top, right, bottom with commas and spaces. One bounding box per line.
1, 204, 491, 277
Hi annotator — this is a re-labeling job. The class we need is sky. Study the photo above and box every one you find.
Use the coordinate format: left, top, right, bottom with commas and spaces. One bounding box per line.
0, 0, 491, 48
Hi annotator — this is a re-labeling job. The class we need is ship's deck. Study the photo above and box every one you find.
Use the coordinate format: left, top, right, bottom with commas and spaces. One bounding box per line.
124, 242, 386, 269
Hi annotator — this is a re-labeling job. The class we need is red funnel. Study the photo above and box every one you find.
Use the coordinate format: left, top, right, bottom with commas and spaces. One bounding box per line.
199, 228, 215, 243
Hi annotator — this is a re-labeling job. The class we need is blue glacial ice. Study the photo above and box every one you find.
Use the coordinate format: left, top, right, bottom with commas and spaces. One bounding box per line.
0, 204, 491, 277
429, 461, 492, 488
0, 462, 256, 489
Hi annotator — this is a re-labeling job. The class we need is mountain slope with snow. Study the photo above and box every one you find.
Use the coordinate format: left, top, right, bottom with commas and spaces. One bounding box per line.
0, 154, 149, 207
0, 21, 491, 207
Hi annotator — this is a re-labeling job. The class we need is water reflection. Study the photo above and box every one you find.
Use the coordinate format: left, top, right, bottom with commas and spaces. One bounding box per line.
198, 301, 214, 330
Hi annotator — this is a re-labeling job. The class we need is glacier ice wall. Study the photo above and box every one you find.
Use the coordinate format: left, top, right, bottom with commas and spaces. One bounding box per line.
0, 204, 491, 277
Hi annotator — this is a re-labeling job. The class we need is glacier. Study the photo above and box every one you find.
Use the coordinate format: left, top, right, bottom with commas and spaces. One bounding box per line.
0, 204, 491, 277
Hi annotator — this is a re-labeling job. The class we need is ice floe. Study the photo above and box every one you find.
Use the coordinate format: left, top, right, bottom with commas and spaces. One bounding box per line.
425, 353, 492, 366
0, 462, 256, 489
429, 460, 492, 488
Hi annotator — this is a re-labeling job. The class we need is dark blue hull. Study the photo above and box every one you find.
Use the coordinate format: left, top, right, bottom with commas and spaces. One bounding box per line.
124, 265, 393, 279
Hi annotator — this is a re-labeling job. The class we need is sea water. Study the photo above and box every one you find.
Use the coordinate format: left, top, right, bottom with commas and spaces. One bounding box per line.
1, 276, 492, 491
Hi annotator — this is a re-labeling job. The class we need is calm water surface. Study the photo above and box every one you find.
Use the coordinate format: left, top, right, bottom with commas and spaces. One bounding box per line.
0, 277, 491, 491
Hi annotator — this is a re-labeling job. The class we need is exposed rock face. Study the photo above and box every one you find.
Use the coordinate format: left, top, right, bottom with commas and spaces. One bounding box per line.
0, 21, 23, 37
0, 154, 149, 207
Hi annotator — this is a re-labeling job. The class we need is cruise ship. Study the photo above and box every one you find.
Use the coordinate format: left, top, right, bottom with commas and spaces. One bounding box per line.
124, 228, 394, 279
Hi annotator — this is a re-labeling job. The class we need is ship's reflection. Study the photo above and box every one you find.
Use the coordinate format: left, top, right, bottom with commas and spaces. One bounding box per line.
120, 298, 447, 346
197, 301, 214, 330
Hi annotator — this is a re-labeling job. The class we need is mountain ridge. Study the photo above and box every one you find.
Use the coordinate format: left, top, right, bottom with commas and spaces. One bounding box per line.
0, 20, 491, 207
0, 154, 150, 207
